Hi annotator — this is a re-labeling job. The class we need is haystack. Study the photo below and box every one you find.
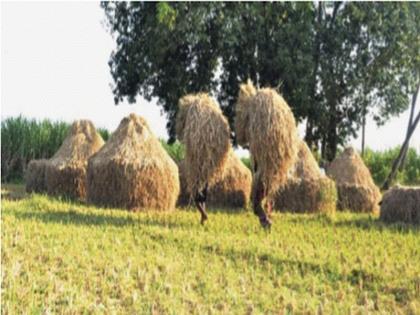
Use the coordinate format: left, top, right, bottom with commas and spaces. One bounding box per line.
380, 185, 420, 225
45, 120, 104, 199
176, 93, 231, 195
235, 80, 299, 197
326, 147, 381, 213
274, 141, 337, 215
87, 114, 179, 211
177, 149, 252, 208
25, 159, 49, 193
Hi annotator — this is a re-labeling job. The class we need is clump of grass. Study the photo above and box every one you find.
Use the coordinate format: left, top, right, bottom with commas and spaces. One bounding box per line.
2, 184, 420, 314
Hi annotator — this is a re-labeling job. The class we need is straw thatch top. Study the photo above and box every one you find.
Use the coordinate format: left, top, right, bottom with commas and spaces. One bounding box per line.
176, 93, 231, 193
50, 120, 104, 168
327, 147, 376, 187
90, 113, 175, 170
235, 80, 299, 195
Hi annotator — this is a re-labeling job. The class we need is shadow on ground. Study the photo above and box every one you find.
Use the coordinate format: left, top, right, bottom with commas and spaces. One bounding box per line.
11, 209, 195, 230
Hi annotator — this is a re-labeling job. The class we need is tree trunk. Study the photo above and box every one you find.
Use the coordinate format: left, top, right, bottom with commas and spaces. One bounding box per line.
399, 85, 419, 170
382, 108, 420, 190
325, 109, 338, 162
361, 109, 366, 158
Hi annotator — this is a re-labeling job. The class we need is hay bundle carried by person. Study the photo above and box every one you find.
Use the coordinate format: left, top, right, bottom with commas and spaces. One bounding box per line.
45, 120, 104, 200
87, 114, 179, 211
326, 147, 381, 213
25, 159, 49, 193
274, 140, 337, 215
177, 149, 252, 209
380, 185, 420, 225
176, 93, 231, 223
235, 80, 299, 228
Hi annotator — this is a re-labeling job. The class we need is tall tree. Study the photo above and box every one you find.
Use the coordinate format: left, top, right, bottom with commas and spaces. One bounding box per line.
102, 2, 419, 159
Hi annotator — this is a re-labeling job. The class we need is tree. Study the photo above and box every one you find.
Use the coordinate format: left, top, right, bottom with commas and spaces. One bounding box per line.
310, 2, 420, 160
102, 2, 223, 141
102, 2, 419, 159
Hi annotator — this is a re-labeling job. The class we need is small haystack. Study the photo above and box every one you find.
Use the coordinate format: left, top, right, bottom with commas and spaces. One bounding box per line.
176, 93, 231, 195
380, 185, 420, 225
274, 141, 337, 215
178, 150, 252, 209
25, 159, 49, 193
235, 80, 299, 197
45, 120, 104, 199
327, 147, 381, 213
87, 114, 179, 211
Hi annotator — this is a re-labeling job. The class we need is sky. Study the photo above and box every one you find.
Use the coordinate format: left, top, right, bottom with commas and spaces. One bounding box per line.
1, 2, 419, 157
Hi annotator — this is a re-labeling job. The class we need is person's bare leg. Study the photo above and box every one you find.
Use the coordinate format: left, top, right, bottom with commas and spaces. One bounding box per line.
252, 179, 272, 229
266, 197, 273, 219
194, 185, 208, 224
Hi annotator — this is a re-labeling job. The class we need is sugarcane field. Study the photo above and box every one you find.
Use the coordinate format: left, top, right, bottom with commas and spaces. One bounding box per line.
1, 2, 420, 314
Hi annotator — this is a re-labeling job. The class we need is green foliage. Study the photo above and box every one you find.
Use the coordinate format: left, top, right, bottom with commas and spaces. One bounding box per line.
159, 140, 184, 163
2, 184, 420, 313
101, 2, 419, 157
1, 116, 69, 182
363, 147, 420, 187
0, 116, 110, 182
240, 157, 251, 171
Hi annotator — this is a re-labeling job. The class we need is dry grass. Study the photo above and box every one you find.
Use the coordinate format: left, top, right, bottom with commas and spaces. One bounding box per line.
176, 93, 230, 195
25, 159, 49, 193
327, 147, 381, 213
178, 149, 252, 209
274, 141, 337, 214
3, 185, 420, 314
235, 80, 299, 197
87, 114, 179, 211
380, 185, 420, 224
45, 120, 104, 200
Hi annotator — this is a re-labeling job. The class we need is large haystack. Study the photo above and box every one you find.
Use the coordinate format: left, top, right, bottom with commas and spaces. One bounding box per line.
176, 93, 231, 195
25, 159, 49, 193
178, 149, 252, 209
87, 114, 179, 211
235, 80, 299, 197
326, 147, 381, 213
274, 141, 337, 215
45, 120, 104, 199
380, 185, 420, 225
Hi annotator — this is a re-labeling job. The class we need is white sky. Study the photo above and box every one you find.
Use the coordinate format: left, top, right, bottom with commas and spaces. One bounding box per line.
1, 2, 419, 157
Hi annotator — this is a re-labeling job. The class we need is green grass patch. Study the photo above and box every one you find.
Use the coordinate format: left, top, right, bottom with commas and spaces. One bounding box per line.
2, 185, 420, 314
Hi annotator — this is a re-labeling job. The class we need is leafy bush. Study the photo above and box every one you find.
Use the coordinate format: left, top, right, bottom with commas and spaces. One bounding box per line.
160, 140, 185, 163
363, 147, 420, 187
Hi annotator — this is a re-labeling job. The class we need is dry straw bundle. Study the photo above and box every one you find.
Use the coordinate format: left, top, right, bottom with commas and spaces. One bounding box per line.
235, 80, 299, 197
274, 141, 337, 215
25, 159, 49, 193
327, 147, 381, 213
87, 114, 179, 211
178, 149, 252, 208
176, 93, 231, 195
45, 120, 104, 199
380, 185, 420, 225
